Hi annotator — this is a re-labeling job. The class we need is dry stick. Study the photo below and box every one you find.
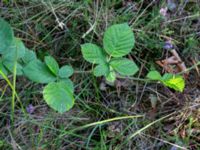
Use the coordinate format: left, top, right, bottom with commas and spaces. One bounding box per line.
170, 49, 188, 74
74, 70, 92, 74
156, 60, 174, 73
156, 49, 188, 77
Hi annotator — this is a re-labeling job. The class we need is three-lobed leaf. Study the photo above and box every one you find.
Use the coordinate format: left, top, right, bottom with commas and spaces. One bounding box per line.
43, 81, 75, 113
0, 18, 14, 53
81, 43, 106, 64
110, 58, 138, 76
81, 23, 137, 83
103, 23, 135, 57
23, 59, 56, 83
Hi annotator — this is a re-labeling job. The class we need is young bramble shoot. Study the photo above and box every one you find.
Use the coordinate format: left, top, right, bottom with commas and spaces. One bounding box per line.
147, 70, 185, 92
0, 18, 75, 113
81, 23, 138, 83
161, 73, 185, 92
23, 56, 75, 113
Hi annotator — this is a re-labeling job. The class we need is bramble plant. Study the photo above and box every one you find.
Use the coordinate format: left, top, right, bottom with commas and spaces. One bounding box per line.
81, 23, 185, 92
0, 18, 74, 113
81, 23, 139, 82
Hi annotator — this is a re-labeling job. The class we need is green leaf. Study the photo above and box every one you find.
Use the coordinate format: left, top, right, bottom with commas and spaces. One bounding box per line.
161, 75, 185, 92
43, 81, 75, 113
106, 71, 116, 83
0, 18, 14, 53
93, 63, 109, 77
44, 56, 59, 76
23, 59, 56, 83
59, 78, 74, 93
3, 60, 23, 75
106, 66, 116, 83
110, 58, 138, 76
81, 43, 106, 64
103, 23, 135, 57
161, 73, 173, 81
146, 70, 162, 80
2, 38, 25, 61
0, 140, 4, 147
22, 48, 37, 64
58, 65, 74, 78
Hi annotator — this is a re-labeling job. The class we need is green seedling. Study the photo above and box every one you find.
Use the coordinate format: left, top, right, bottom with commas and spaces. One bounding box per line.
0, 18, 74, 113
81, 23, 139, 82
147, 70, 185, 92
